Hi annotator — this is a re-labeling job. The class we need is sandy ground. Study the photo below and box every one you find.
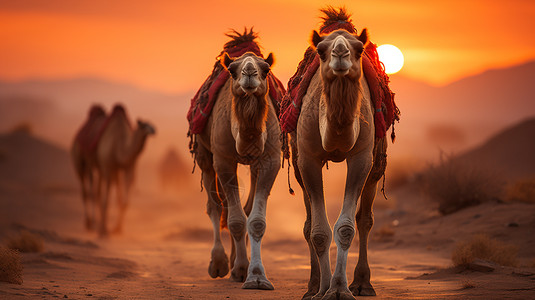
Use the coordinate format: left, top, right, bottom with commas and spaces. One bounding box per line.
0, 130, 535, 299
1, 172, 535, 300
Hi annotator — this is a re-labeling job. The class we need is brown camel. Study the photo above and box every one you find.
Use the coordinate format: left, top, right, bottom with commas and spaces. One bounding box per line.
95, 104, 155, 237
290, 22, 387, 300
194, 51, 281, 289
71, 105, 107, 231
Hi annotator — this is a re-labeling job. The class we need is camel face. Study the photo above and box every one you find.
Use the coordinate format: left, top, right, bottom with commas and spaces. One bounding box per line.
312, 29, 368, 80
223, 52, 273, 97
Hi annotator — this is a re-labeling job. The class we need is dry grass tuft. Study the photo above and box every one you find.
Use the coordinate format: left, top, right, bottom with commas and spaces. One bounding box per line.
421, 153, 503, 214
0, 246, 23, 284
506, 177, 535, 204
452, 234, 517, 268
6, 230, 44, 253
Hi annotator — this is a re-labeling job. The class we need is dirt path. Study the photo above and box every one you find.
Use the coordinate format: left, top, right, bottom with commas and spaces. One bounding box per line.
1, 184, 535, 299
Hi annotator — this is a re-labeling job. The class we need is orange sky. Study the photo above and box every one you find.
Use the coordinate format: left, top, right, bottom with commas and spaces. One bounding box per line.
1, 0, 534, 93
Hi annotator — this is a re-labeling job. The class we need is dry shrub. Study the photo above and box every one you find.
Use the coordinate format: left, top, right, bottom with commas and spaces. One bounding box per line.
421, 153, 502, 214
6, 230, 44, 253
506, 177, 535, 204
0, 246, 23, 284
452, 234, 517, 268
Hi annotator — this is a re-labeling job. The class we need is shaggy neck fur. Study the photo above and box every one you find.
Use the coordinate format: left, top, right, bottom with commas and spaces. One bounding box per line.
322, 74, 361, 129
319, 71, 362, 153
231, 91, 269, 157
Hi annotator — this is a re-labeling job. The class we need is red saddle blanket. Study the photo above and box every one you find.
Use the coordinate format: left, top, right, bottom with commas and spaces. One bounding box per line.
187, 35, 285, 135
279, 21, 400, 141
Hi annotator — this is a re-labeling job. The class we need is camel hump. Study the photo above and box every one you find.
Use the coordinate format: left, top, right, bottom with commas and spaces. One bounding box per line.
111, 104, 127, 116
89, 105, 106, 119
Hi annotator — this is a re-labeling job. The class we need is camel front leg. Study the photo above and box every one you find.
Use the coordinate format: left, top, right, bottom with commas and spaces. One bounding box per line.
215, 160, 248, 282
242, 157, 280, 290
324, 154, 372, 300
298, 155, 331, 300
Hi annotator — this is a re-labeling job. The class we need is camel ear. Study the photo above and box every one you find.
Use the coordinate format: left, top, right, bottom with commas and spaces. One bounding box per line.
358, 28, 369, 46
221, 53, 239, 79
265, 53, 274, 67
311, 30, 322, 48
222, 52, 234, 69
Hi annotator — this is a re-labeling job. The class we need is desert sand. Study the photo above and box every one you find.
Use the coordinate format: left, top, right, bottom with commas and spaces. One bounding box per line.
1, 128, 534, 299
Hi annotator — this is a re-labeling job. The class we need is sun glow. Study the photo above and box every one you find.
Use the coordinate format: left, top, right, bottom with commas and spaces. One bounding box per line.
377, 44, 404, 74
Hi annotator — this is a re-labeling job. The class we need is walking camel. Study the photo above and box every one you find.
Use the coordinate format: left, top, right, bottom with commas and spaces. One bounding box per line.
72, 104, 155, 237
95, 104, 155, 237
71, 105, 107, 231
189, 30, 284, 289
287, 10, 393, 300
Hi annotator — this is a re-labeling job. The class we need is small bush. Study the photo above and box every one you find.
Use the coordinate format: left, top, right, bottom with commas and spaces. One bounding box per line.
506, 178, 535, 204
6, 230, 44, 253
0, 246, 23, 284
452, 234, 517, 268
421, 153, 503, 214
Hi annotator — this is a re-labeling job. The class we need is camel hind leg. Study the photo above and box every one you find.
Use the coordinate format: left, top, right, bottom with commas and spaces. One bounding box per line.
292, 151, 321, 300
197, 144, 229, 278
349, 138, 387, 296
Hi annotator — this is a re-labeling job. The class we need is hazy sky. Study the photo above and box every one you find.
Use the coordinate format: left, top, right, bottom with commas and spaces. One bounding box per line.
1, 0, 534, 93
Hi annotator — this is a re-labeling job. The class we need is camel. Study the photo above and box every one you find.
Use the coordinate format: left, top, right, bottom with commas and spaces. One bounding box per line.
289, 18, 388, 300
71, 105, 108, 231
94, 104, 155, 237
193, 51, 281, 289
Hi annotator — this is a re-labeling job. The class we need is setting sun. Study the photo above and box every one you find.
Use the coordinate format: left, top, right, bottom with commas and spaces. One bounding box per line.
377, 44, 404, 74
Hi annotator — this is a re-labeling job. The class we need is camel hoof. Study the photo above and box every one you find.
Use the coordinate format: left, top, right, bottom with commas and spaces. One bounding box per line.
242, 275, 274, 290
302, 289, 319, 300
208, 251, 229, 278
322, 289, 355, 300
349, 282, 376, 296
230, 264, 248, 282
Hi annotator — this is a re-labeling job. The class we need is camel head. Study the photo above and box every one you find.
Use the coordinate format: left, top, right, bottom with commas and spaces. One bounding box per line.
222, 52, 274, 97
221, 52, 274, 158
312, 29, 368, 81
136, 120, 156, 136
88, 104, 106, 119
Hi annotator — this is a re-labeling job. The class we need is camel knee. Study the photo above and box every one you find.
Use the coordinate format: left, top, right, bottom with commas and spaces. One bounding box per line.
247, 218, 266, 242
228, 217, 246, 242
303, 218, 312, 242
334, 223, 355, 251
311, 229, 331, 256
357, 214, 374, 233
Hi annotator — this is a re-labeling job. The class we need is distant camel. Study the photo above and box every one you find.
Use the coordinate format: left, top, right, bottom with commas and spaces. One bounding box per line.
95, 104, 155, 237
192, 44, 282, 288
71, 105, 107, 231
290, 11, 388, 300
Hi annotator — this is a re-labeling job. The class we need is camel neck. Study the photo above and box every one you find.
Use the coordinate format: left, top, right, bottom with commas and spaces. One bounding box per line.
319, 74, 362, 153
322, 75, 361, 129
231, 93, 269, 157
232, 93, 268, 134
120, 128, 148, 166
